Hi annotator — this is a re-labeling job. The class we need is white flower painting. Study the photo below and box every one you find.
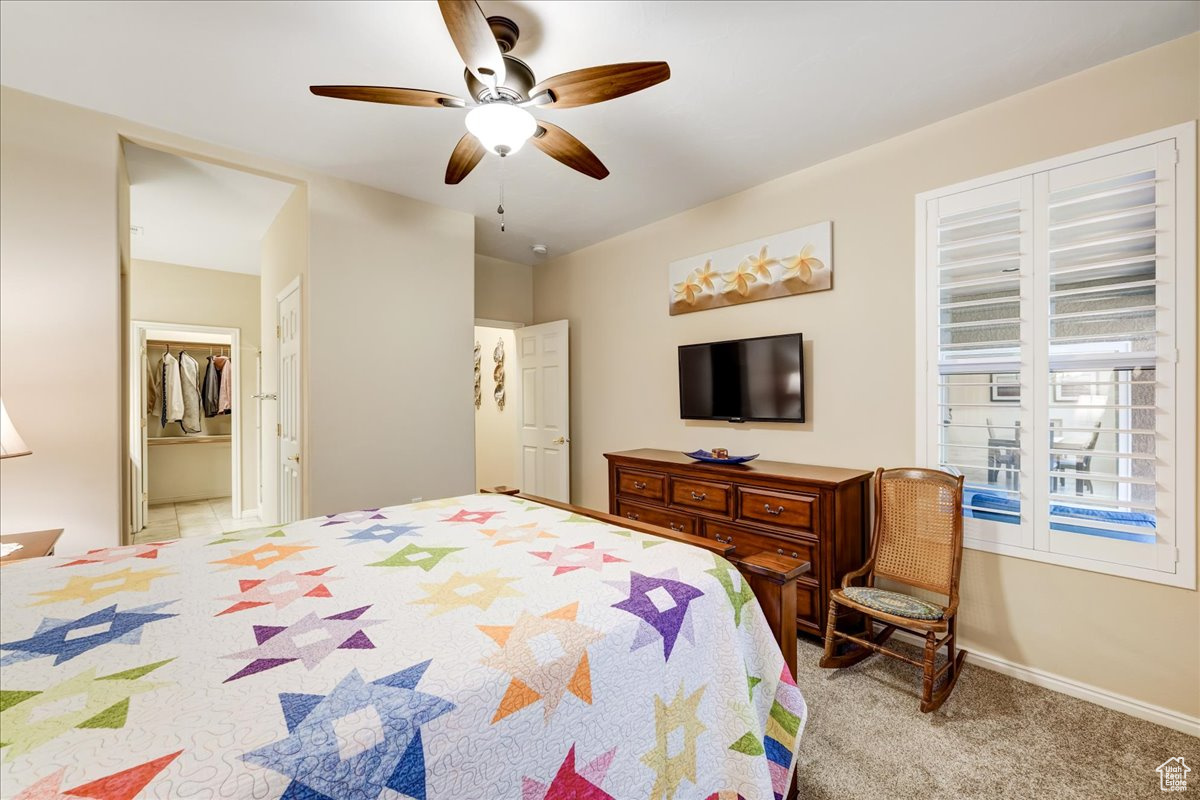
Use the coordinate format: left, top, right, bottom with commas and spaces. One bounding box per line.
668, 221, 832, 315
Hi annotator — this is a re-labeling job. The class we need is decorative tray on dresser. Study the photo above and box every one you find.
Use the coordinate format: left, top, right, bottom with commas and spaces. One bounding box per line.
605, 449, 871, 637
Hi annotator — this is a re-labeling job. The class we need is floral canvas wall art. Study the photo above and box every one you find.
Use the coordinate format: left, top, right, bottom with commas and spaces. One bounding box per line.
668, 221, 832, 315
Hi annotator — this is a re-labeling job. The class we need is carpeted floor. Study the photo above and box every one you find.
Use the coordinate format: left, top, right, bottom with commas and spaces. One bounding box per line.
792, 637, 1197, 799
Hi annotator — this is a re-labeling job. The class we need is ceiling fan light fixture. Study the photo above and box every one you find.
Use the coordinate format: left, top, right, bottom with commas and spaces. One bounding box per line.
465, 102, 537, 156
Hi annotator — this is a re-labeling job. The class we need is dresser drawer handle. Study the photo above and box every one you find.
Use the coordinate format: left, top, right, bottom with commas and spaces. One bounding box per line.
633, 480, 647, 490
764, 503, 786, 516
690, 491, 707, 501
714, 533, 732, 544
669, 522, 683, 532
777, 547, 801, 559
627, 512, 639, 521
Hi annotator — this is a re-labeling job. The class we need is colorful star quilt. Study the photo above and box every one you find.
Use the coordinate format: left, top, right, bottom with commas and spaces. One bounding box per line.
0, 494, 805, 799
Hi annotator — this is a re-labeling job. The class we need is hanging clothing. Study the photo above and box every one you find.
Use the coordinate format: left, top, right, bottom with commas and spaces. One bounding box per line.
179, 351, 203, 433
162, 352, 184, 426
146, 353, 162, 416
202, 356, 221, 417
215, 355, 233, 415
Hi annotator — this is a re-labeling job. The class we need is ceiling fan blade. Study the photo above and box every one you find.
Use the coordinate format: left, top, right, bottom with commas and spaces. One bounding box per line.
446, 133, 486, 184
310, 85, 466, 108
437, 0, 506, 93
528, 62, 670, 109
531, 122, 609, 180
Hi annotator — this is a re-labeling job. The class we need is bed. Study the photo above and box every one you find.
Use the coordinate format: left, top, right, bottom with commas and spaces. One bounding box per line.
0, 493, 805, 800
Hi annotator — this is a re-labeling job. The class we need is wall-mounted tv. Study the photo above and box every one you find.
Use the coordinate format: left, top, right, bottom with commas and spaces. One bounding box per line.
678, 333, 805, 423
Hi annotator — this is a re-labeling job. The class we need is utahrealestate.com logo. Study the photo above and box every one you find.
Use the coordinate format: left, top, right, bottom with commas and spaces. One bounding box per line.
1157, 757, 1191, 793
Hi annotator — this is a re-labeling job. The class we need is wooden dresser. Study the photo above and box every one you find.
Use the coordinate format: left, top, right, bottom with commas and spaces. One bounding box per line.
605, 449, 871, 637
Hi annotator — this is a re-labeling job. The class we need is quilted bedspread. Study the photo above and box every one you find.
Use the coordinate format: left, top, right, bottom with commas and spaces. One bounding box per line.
0, 494, 806, 800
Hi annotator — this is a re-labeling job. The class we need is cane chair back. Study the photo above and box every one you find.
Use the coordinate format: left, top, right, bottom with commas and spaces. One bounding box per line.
870, 468, 965, 597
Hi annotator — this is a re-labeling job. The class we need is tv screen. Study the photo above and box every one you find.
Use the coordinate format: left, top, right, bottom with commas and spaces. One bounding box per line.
678, 333, 805, 423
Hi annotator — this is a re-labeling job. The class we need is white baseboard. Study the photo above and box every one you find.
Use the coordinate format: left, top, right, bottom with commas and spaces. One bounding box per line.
889, 630, 1200, 737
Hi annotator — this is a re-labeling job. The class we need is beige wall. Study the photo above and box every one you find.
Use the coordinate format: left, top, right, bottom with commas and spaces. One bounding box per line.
0, 89, 122, 556
307, 178, 475, 514
474, 326, 520, 490
533, 35, 1200, 719
146, 442, 231, 503
476, 254, 533, 324
131, 259, 260, 509
0, 85, 475, 553
260, 187, 307, 524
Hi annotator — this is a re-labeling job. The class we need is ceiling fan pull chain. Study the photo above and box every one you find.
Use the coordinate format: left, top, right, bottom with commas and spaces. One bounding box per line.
497, 159, 506, 232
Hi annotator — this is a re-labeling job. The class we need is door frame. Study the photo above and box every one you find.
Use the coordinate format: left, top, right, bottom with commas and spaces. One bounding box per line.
129, 319, 243, 529
274, 276, 303, 524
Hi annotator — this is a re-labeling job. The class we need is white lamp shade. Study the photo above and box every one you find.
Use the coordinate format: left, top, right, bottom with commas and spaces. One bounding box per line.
0, 399, 32, 459
465, 103, 537, 155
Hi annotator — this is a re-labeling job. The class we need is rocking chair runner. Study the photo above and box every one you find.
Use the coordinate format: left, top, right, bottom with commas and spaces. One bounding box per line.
819, 467, 967, 712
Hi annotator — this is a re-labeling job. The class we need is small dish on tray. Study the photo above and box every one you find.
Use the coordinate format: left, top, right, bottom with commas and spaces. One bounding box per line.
683, 450, 760, 465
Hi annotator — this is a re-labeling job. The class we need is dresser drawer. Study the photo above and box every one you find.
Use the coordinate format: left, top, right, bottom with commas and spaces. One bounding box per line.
704, 520, 816, 567
616, 468, 667, 503
669, 477, 732, 515
737, 487, 818, 533
616, 500, 698, 535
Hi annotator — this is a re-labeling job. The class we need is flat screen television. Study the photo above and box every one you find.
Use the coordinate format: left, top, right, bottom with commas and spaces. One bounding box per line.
678, 333, 805, 423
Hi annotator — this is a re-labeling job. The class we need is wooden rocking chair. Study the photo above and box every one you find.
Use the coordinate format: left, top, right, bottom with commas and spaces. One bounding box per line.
819, 467, 966, 712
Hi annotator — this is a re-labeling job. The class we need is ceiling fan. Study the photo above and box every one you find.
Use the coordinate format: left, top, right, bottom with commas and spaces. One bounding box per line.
310, 0, 670, 184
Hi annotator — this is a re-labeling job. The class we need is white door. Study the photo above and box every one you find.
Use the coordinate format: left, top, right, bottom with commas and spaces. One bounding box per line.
515, 320, 570, 502
277, 281, 303, 523
130, 326, 149, 533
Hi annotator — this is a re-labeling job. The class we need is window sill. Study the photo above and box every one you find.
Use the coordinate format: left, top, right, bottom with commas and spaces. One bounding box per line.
963, 536, 1194, 590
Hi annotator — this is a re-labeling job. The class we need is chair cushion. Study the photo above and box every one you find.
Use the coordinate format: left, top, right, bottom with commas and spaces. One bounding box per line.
842, 587, 944, 620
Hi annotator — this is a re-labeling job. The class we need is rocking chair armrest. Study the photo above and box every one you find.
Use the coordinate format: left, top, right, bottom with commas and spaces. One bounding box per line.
841, 560, 874, 589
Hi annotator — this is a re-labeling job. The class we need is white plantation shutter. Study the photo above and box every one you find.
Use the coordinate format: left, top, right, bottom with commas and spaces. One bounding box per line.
925, 178, 1033, 549
1035, 141, 1179, 571
917, 123, 1196, 588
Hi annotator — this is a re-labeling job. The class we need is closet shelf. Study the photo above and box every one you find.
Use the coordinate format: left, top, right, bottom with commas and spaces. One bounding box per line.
148, 435, 231, 446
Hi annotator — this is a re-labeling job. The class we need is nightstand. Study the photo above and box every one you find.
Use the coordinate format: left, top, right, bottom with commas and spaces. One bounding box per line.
0, 529, 63, 564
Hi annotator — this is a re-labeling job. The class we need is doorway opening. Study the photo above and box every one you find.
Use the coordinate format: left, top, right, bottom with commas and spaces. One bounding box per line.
473, 318, 570, 502
130, 322, 243, 541
474, 321, 522, 492
121, 139, 305, 542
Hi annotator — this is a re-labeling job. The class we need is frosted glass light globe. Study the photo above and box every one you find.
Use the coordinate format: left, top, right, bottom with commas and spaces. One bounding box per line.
465, 102, 537, 156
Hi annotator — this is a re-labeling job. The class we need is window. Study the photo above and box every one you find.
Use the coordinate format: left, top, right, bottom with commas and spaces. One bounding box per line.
916, 123, 1196, 588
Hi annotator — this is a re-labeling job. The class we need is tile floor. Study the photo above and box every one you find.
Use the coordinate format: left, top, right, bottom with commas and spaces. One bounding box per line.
133, 498, 261, 543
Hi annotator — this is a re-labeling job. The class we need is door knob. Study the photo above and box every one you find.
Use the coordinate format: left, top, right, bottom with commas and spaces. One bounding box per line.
552, 436, 570, 445
287, 454, 301, 463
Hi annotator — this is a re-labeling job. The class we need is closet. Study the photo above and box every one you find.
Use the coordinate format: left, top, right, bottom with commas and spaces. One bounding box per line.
144, 335, 236, 505
147, 339, 234, 443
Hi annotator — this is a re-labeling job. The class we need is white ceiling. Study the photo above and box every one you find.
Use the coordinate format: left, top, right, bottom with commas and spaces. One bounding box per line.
3, 1, 1197, 265
124, 141, 295, 274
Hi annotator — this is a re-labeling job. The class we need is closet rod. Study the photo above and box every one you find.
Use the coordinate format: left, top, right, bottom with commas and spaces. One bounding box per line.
146, 340, 232, 354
